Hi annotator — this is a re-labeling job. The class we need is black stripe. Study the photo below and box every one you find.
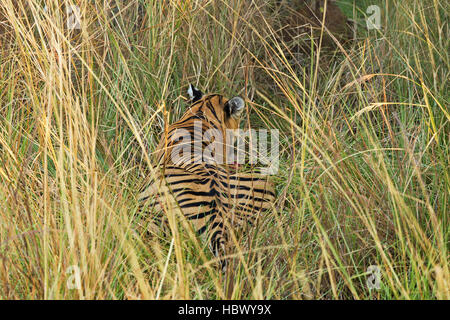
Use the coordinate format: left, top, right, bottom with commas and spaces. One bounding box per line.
205, 99, 221, 123
180, 201, 212, 209
186, 208, 216, 220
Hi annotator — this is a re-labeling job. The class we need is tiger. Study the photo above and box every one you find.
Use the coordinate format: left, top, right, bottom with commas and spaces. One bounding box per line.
138, 84, 276, 269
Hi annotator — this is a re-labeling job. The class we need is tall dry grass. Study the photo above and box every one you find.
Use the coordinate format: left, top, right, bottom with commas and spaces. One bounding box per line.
0, 0, 448, 299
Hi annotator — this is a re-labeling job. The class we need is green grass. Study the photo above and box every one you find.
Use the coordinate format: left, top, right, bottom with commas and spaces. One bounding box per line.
0, 0, 448, 299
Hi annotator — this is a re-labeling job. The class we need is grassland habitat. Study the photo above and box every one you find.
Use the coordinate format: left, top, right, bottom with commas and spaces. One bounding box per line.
0, 0, 448, 299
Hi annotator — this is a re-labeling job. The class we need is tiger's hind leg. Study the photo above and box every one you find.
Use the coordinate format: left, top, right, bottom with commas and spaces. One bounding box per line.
209, 225, 229, 272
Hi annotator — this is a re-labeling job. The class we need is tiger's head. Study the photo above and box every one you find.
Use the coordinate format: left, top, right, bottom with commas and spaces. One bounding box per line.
186, 84, 245, 132
155, 84, 246, 167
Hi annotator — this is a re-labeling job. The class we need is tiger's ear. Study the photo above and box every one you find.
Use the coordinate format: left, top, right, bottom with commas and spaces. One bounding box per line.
224, 96, 245, 119
187, 84, 203, 103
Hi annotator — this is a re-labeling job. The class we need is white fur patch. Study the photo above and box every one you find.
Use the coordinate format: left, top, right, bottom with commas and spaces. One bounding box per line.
187, 84, 199, 101
229, 97, 245, 119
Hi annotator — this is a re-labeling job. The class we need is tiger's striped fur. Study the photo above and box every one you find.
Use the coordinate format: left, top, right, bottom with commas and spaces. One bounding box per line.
138, 86, 275, 268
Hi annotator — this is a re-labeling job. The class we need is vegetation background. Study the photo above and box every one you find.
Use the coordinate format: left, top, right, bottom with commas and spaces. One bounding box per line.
0, 0, 448, 299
